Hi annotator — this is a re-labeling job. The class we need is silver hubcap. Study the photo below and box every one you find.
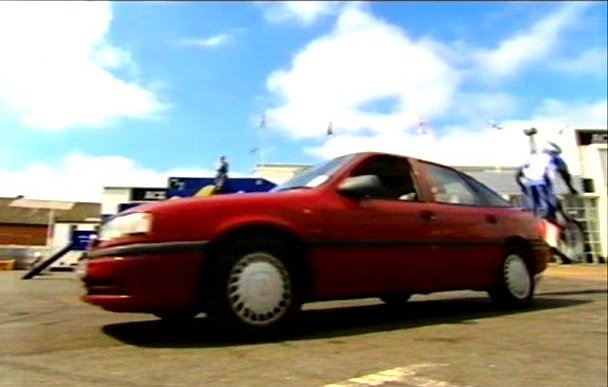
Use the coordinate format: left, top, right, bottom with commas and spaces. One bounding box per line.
227, 252, 291, 325
504, 254, 531, 299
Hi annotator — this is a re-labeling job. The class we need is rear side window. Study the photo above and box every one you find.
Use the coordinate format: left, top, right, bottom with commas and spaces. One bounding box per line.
462, 174, 513, 207
423, 162, 479, 205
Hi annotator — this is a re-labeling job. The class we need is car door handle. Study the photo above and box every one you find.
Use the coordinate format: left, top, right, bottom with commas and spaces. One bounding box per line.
420, 210, 437, 221
486, 214, 498, 224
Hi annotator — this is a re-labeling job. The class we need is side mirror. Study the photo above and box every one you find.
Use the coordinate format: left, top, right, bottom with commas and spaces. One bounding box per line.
338, 175, 383, 199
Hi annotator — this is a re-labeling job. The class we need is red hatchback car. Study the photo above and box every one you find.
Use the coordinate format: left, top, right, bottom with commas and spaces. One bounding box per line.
79, 152, 550, 336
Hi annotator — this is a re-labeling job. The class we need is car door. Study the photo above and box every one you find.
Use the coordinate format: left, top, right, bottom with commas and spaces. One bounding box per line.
316, 155, 455, 298
417, 161, 510, 289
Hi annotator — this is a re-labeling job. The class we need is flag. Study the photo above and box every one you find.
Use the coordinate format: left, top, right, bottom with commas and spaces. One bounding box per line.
327, 121, 333, 135
488, 120, 503, 130
416, 117, 429, 135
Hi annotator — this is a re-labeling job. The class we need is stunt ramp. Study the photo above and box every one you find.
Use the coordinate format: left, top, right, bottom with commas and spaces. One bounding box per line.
22, 243, 74, 280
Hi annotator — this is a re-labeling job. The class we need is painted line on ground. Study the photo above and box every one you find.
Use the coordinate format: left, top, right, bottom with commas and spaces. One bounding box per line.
322, 363, 472, 387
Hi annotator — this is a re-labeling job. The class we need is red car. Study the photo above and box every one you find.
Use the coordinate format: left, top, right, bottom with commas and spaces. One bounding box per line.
79, 152, 550, 336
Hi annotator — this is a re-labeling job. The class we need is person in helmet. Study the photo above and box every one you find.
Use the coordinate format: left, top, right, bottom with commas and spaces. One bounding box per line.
515, 141, 578, 224
214, 155, 229, 194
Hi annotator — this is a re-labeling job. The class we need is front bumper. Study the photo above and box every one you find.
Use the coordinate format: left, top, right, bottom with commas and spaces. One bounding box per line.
81, 241, 207, 313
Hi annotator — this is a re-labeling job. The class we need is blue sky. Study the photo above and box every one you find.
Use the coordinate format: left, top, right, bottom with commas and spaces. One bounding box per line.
0, 1, 606, 202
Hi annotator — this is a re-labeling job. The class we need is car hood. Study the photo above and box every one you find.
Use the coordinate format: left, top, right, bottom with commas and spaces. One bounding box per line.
97, 188, 327, 248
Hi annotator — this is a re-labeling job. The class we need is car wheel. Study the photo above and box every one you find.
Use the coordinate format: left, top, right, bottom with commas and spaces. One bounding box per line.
488, 248, 534, 308
380, 293, 411, 307
205, 237, 300, 338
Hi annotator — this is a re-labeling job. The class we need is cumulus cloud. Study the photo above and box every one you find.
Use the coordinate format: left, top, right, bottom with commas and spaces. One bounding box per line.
265, 5, 459, 139
0, 154, 221, 202
306, 99, 608, 167
533, 98, 608, 128
473, 2, 593, 82
263, 1, 606, 170
258, 1, 344, 26
548, 48, 608, 77
0, 1, 166, 131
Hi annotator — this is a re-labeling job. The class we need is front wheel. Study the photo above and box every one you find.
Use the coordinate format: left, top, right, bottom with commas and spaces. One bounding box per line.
204, 237, 301, 339
488, 249, 534, 308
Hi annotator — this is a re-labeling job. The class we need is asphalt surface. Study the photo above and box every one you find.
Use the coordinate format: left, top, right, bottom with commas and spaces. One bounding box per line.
0, 264, 606, 387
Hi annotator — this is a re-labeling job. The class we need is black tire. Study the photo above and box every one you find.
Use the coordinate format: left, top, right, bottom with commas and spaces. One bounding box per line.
380, 293, 411, 308
204, 236, 301, 339
488, 248, 534, 308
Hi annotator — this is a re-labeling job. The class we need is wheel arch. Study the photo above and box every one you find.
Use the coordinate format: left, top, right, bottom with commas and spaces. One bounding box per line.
503, 236, 536, 271
203, 223, 313, 299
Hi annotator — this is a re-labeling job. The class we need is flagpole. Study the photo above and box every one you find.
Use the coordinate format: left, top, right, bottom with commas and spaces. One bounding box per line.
259, 113, 266, 167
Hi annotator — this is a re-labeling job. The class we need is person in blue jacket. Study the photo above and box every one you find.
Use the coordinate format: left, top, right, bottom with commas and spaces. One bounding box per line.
515, 141, 578, 225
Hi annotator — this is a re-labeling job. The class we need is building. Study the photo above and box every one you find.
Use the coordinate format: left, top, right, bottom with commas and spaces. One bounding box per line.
0, 197, 100, 268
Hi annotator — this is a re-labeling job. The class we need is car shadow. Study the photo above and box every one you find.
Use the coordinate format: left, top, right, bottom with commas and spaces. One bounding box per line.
101, 292, 596, 348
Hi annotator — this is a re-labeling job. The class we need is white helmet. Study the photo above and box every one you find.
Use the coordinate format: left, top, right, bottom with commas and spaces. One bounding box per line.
541, 141, 562, 155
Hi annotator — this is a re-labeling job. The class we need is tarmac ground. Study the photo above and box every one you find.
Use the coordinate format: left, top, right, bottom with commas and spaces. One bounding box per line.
0, 264, 606, 387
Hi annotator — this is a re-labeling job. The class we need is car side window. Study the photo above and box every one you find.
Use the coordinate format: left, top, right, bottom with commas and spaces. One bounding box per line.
462, 174, 513, 207
423, 163, 480, 205
350, 156, 419, 201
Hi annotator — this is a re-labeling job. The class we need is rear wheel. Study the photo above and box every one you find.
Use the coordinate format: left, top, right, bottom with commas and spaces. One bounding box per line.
204, 236, 301, 338
488, 248, 534, 308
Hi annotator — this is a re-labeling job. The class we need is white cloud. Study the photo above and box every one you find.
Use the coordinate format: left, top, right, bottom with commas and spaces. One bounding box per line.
0, 152, 258, 203
447, 91, 520, 123
533, 98, 608, 128
0, 1, 166, 131
265, 5, 460, 139
548, 48, 608, 77
259, 1, 344, 26
306, 99, 608, 167
262, 2, 606, 171
0, 154, 220, 203
473, 2, 593, 82
177, 34, 232, 48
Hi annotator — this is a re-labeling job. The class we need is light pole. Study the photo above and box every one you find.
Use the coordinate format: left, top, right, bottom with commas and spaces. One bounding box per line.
523, 127, 538, 155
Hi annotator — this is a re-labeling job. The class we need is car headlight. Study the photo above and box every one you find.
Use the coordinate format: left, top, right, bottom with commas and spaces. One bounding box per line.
99, 213, 153, 241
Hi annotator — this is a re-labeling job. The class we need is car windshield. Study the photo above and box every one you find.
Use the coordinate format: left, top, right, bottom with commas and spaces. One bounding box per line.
273, 154, 357, 191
